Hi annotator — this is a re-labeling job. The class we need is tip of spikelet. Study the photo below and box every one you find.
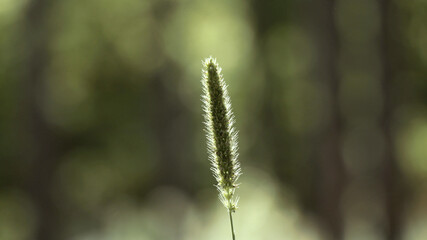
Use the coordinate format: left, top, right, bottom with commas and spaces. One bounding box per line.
203, 57, 216, 70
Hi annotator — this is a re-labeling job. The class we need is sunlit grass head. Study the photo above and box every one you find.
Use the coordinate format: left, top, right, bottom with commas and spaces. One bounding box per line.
201, 56, 241, 212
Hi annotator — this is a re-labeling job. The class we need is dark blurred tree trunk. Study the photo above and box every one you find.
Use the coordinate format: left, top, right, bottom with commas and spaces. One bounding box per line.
250, 0, 345, 238
148, 62, 194, 192
378, 0, 405, 239
249, 2, 345, 238
22, 0, 61, 239
249, 0, 313, 208
145, 0, 194, 194
249, 0, 292, 180
311, 1, 346, 239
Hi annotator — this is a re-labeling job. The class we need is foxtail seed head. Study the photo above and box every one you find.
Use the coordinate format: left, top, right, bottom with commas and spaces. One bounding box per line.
201, 57, 241, 212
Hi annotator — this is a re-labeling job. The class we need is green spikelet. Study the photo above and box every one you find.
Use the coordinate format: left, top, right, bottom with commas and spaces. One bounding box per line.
201, 57, 241, 212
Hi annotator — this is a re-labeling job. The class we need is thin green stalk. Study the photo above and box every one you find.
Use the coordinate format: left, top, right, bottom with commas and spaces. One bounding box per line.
229, 210, 236, 240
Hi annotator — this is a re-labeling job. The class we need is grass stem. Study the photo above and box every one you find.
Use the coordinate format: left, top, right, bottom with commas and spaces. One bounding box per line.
229, 210, 236, 240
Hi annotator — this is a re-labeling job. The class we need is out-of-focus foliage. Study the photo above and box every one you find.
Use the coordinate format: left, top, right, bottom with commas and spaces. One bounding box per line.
0, 0, 426, 239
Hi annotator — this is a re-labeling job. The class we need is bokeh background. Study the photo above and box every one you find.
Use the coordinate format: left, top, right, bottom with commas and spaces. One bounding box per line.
1, 0, 427, 239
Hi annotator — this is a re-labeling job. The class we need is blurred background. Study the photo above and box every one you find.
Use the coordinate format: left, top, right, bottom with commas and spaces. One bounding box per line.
0, 0, 427, 239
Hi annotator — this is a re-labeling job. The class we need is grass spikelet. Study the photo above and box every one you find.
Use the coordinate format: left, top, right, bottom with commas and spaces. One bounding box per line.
201, 56, 241, 240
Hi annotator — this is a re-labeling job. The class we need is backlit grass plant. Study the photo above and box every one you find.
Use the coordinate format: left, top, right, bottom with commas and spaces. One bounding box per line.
201, 57, 241, 240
